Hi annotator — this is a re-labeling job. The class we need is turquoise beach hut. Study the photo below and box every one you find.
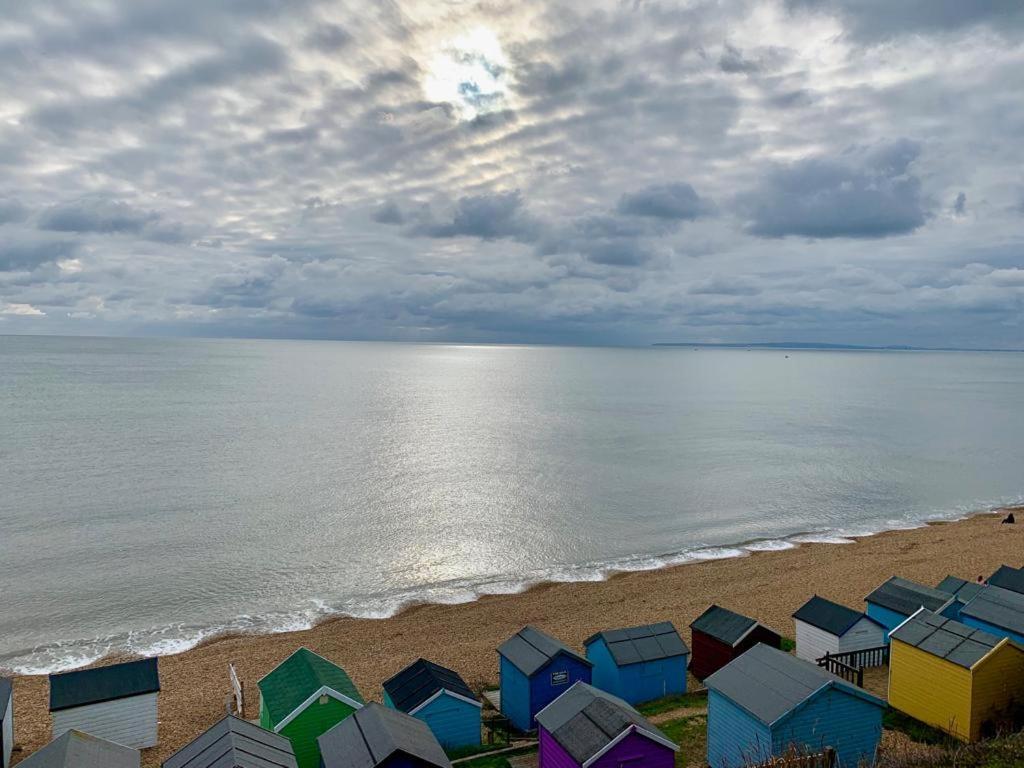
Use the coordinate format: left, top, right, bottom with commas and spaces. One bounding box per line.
864, 576, 952, 633
498, 626, 592, 732
706, 644, 885, 768
382, 659, 481, 750
584, 622, 688, 705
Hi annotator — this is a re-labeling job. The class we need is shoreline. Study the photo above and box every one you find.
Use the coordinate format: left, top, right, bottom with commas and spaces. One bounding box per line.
5, 500, 1019, 677
7, 506, 1024, 766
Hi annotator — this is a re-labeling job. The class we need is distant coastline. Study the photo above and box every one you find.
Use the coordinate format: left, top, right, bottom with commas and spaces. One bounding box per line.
652, 341, 1024, 352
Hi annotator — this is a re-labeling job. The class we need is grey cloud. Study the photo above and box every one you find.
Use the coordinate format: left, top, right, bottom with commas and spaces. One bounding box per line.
419, 191, 541, 241
0, 198, 29, 224
0, 237, 77, 272
617, 183, 714, 220
719, 44, 759, 74
737, 140, 928, 238
787, 0, 1024, 41
38, 199, 188, 243
372, 201, 405, 225
954, 192, 967, 216
305, 24, 352, 52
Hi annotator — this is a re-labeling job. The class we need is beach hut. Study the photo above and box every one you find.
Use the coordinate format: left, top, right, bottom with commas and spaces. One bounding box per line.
864, 576, 952, 632
257, 647, 364, 768
688, 605, 781, 680
382, 658, 481, 750
1, 678, 12, 768
162, 715, 298, 768
48, 657, 160, 749
18, 729, 140, 768
318, 702, 451, 768
888, 609, 1024, 741
986, 565, 1024, 595
584, 622, 688, 705
937, 576, 986, 603
705, 644, 885, 768
958, 585, 1024, 643
498, 626, 592, 732
536, 681, 678, 768
792, 595, 887, 663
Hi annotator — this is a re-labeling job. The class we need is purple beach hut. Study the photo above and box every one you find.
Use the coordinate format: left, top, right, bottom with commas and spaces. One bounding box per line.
535, 682, 678, 768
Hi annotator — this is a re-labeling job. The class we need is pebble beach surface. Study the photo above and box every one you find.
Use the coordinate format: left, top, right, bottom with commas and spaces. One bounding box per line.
6, 508, 1023, 766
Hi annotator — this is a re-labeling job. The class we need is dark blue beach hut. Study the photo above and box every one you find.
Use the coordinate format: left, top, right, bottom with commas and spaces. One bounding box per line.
498, 626, 591, 732
986, 565, 1024, 595
382, 659, 482, 750
706, 644, 885, 768
584, 622, 688, 705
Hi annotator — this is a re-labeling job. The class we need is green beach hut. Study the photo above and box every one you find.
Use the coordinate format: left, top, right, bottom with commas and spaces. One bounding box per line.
258, 648, 365, 768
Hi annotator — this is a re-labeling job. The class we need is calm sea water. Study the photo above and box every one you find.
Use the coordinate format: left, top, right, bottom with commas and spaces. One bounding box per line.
1, 335, 1023, 673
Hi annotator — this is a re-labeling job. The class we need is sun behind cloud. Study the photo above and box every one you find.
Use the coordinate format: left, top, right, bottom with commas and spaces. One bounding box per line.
422, 26, 512, 120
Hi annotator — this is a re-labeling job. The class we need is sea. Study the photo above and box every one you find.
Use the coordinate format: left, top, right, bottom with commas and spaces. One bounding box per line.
2, 335, 1023, 674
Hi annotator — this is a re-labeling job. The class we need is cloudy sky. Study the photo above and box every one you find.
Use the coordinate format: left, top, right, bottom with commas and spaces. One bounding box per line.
1, 0, 1023, 346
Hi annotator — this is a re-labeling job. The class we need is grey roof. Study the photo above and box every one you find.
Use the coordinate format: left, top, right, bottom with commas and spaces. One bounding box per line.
936, 576, 986, 603
960, 585, 1024, 636
18, 729, 140, 768
584, 622, 689, 667
890, 610, 1003, 669
49, 657, 159, 712
162, 716, 298, 768
865, 577, 952, 616
382, 658, 478, 714
792, 596, 871, 637
535, 682, 674, 764
0, 678, 11, 720
988, 565, 1024, 595
690, 605, 758, 646
704, 644, 884, 726
318, 702, 451, 768
498, 626, 591, 676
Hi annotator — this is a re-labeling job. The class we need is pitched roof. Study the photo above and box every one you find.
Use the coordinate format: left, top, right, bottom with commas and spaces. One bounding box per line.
690, 605, 759, 647
792, 596, 873, 637
19, 730, 140, 768
49, 657, 160, 712
0, 677, 11, 720
382, 659, 479, 714
318, 702, 451, 768
162, 716, 298, 768
257, 648, 364, 727
705, 644, 884, 727
865, 576, 952, 616
987, 565, 1024, 595
890, 610, 1004, 669
535, 682, 676, 765
960, 585, 1024, 636
936, 576, 986, 603
497, 626, 591, 677
584, 622, 689, 667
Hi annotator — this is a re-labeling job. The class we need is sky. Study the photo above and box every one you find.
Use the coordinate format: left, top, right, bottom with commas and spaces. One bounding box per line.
1, 0, 1023, 347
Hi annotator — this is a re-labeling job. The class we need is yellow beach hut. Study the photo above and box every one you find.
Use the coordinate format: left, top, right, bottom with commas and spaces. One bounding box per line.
888, 609, 1024, 741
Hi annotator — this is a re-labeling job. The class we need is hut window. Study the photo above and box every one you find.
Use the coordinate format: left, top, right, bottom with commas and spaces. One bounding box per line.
319, 694, 329, 705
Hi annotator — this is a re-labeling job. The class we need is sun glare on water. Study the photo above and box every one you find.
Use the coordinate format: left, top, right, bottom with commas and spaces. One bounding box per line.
423, 26, 511, 121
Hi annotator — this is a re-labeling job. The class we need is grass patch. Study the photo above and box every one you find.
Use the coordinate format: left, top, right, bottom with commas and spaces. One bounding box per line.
780, 636, 796, 652
658, 714, 707, 767
456, 746, 536, 768
883, 708, 954, 746
637, 691, 708, 717
447, 740, 510, 760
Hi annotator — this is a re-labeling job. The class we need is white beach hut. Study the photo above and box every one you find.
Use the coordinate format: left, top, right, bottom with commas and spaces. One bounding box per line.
48, 658, 159, 749
792, 595, 886, 662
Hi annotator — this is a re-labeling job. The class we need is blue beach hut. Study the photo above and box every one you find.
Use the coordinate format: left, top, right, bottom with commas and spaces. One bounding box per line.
382, 659, 482, 750
959, 585, 1024, 643
498, 626, 591, 732
864, 576, 952, 633
584, 622, 688, 705
706, 644, 885, 768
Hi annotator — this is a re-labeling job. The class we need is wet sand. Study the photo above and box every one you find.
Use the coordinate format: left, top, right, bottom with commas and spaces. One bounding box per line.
7, 508, 1023, 766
